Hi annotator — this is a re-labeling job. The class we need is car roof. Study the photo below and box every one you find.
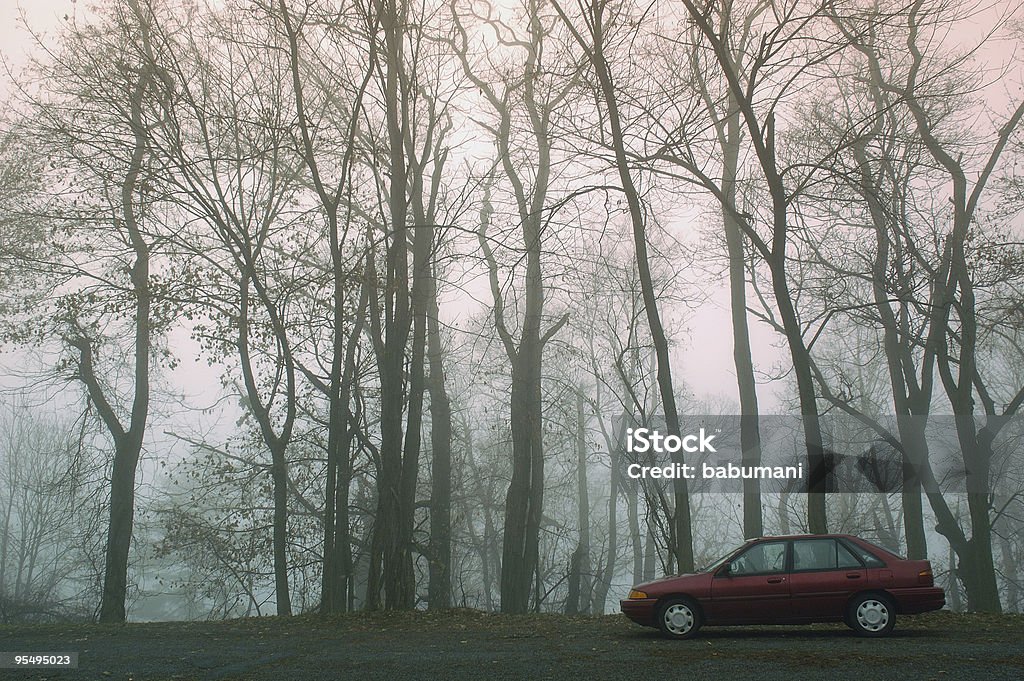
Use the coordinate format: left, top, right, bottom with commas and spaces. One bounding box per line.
745, 533, 860, 541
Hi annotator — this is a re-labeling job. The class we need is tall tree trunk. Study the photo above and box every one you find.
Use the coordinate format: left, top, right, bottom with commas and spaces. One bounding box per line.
395, 220, 431, 608
277, 1, 370, 614
572, 3, 694, 571
464, 424, 497, 611
78, 59, 152, 624
768, 220, 828, 535
570, 389, 591, 614
477, 169, 563, 612
720, 89, 763, 539
677, 2, 828, 533
236, 274, 294, 617
998, 529, 1019, 613
426, 262, 453, 609
502, 343, 543, 613
322, 281, 367, 613
642, 524, 656, 581
592, 414, 621, 614
935, 236, 1001, 612
453, 1, 564, 613
947, 540, 962, 612
864, 181, 928, 558
401, 96, 452, 609
98, 436, 144, 622
850, 58, 931, 557
628, 479, 641, 584
372, 0, 414, 611
269, 443, 291, 616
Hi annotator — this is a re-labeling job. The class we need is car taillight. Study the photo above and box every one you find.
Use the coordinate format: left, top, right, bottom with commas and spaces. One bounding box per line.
628, 589, 648, 599
918, 568, 933, 586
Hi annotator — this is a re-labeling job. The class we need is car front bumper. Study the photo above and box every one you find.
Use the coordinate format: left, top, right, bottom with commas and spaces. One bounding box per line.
620, 598, 658, 626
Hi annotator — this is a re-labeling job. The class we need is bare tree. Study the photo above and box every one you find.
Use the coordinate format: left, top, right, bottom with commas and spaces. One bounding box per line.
274, 0, 372, 614
0, 404, 98, 622
9, 0, 179, 622
824, 0, 1024, 611
136, 3, 306, 615
451, 0, 573, 612
553, 0, 695, 570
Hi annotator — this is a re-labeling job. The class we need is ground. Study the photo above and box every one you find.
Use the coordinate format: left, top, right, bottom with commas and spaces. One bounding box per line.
2, 610, 1023, 680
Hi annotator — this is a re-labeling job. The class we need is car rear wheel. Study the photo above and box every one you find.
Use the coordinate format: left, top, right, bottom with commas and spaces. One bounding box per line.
657, 597, 702, 640
848, 593, 895, 637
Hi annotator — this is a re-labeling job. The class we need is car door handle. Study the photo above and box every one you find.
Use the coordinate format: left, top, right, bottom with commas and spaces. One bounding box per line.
846, 573, 862, 579
767, 577, 785, 584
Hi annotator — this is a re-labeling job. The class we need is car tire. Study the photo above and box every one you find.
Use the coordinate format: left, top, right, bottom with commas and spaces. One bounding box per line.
847, 593, 896, 637
656, 597, 703, 640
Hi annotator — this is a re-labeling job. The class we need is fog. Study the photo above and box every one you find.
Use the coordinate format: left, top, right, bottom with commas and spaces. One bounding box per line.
1, 0, 1022, 622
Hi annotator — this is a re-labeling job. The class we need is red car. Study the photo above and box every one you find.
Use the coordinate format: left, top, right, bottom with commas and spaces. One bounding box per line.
621, 534, 944, 639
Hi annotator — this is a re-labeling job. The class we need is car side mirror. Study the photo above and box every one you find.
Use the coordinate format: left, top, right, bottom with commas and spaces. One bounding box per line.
720, 563, 733, 577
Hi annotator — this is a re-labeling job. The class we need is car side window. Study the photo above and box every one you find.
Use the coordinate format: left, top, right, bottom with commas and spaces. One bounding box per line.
730, 541, 787, 575
792, 539, 837, 571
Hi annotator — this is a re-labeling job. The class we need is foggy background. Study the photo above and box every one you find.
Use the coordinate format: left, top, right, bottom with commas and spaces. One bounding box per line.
0, 0, 1022, 622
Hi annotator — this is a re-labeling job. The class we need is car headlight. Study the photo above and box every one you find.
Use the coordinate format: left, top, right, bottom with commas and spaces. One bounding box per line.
628, 589, 648, 599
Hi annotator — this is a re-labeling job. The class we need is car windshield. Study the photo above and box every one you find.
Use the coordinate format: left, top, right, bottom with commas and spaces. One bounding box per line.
700, 543, 748, 572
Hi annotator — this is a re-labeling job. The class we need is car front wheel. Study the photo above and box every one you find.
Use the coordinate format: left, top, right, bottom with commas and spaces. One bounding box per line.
848, 593, 895, 637
657, 597, 702, 639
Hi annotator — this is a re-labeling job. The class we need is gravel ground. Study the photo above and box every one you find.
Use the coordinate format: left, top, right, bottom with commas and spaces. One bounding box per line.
2, 610, 1022, 681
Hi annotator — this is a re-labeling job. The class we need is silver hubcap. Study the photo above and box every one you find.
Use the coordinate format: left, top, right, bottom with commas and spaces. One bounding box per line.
856, 599, 890, 632
663, 603, 695, 635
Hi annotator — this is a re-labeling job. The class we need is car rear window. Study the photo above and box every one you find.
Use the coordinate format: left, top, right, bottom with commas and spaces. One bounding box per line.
836, 541, 862, 568
843, 539, 887, 567
862, 538, 904, 559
